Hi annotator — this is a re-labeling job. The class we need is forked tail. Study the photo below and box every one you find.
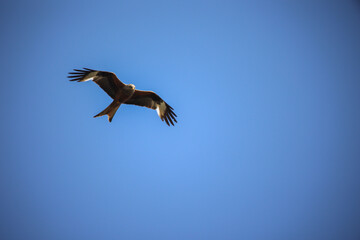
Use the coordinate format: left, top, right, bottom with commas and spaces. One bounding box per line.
94, 100, 121, 122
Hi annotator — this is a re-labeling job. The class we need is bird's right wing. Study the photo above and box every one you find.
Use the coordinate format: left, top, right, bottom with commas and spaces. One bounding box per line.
68, 68, 124, 99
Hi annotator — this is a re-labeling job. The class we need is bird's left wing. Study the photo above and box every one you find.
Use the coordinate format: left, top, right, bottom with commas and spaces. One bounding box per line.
125, 90, 177, 126
68, 68, 124, 99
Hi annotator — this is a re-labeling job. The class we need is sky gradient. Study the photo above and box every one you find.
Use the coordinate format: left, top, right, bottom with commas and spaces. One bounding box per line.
1, 0, 360, 239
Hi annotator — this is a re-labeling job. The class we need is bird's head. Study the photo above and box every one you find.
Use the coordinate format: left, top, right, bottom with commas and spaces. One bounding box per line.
127, 84, 135, 90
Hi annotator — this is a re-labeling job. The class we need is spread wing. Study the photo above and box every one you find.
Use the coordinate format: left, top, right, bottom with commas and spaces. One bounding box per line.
125, 90, 177, 126
68, 68, 124, 99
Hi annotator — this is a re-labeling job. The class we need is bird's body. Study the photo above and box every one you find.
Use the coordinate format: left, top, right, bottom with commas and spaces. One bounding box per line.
68, 68, 177, 126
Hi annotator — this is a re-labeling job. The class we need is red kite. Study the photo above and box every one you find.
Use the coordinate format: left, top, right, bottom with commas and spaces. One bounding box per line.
68, 68, 177, 126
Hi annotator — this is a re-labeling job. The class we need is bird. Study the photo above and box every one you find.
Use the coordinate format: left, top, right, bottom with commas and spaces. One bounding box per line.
68, 68, 177, 126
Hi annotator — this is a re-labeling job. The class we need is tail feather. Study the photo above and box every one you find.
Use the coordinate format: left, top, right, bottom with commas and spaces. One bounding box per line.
94, 100, 121, 122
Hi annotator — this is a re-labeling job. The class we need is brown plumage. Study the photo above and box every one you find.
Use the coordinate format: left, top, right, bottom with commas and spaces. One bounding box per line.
68, 68, 177, 126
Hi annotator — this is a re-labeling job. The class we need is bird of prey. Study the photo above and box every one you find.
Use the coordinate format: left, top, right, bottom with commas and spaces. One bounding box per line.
68, 68, 177, 126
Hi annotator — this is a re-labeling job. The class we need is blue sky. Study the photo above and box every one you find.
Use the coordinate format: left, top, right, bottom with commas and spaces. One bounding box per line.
1, 0, 360, 239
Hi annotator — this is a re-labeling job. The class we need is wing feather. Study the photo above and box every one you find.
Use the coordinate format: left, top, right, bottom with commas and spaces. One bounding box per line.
68, 68, 124, 99
125, 90, 177, 126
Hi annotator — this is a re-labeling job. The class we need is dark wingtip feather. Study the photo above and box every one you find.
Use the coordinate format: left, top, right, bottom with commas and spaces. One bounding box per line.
163, 104, 177, 126
163, 116, 170, 126
68, 72, 84, 75
68, 67, 97, 82
168, 109, 177, 119
168, 116, 174, 126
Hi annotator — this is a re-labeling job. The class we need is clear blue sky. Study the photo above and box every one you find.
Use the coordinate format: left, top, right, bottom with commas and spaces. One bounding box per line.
1, 0, 360, 239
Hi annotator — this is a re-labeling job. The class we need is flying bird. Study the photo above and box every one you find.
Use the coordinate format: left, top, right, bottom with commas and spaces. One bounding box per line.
68, 68, 177, 126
